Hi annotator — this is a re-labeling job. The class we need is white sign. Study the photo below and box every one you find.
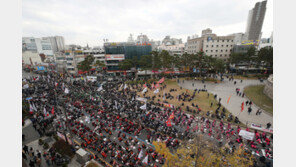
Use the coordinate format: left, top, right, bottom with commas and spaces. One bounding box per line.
86, 76, 97, 82
105, 54, 125, 60
239, 130, 255, 140
136, 97, 147, 102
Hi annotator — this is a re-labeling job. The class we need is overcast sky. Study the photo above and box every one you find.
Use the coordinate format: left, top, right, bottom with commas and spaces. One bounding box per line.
23, 0, 273, 47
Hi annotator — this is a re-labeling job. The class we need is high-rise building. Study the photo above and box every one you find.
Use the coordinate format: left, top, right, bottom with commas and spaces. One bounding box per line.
44, 36, 66, 52
245, 1, 267, 41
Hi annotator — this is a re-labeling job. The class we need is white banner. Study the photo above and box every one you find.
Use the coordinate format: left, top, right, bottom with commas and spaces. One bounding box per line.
239, 130, 255, 140
136, 97, 147, 102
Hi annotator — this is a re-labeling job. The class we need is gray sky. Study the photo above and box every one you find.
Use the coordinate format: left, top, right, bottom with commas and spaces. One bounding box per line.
23, 0, 273, 47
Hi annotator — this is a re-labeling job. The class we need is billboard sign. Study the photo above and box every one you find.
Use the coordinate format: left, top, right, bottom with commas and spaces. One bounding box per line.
105, 54, 125, 60
241, 40, 259, 46
36, 66, 45, 71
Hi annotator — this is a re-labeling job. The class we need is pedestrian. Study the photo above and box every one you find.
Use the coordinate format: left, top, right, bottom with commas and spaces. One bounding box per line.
22, 152, 27, 160
248, 107, 252, 115
23, 145, 29, 154
256, 109, 260, 115
266, 122, 271, 129
234, 81, 236, 85
36, 157, 41, 167
210, 102, 213, 107
192, 83, 194, 87
29, 159, 35, 167
246, 101, 249, 106
242, 93, 245, 98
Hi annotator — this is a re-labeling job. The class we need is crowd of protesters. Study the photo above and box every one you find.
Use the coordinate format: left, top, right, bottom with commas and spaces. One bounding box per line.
22, 72, 273, 166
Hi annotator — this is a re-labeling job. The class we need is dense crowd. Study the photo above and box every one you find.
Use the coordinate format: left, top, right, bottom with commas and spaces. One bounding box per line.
22, 73, 273, 166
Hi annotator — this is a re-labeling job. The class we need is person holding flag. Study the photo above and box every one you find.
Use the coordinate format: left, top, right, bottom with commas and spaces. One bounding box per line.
241, 102, 244, 112
158, 77, 165, 84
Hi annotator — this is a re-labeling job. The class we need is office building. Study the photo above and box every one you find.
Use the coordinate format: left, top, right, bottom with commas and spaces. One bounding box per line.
186, 28, 235, 61
245, 1, 267, 41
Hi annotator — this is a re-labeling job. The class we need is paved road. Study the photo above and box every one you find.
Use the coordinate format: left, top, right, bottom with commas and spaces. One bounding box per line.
179, 79, 273, 128
22, 120, 40, 145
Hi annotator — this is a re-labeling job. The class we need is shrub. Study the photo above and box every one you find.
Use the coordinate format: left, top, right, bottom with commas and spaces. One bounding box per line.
53, 134, 59, 141
52, 140, 75, 158
38, 139, 44, 145
43, 142, 49, 149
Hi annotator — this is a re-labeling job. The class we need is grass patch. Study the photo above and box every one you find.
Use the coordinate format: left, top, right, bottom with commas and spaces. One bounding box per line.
244, 85, 273, 115
134, 79, 244, 126
233, 74, 269, 80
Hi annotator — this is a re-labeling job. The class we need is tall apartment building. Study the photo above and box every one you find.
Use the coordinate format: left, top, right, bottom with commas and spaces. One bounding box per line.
245, 1, 267, 41
186, 29, 235, 61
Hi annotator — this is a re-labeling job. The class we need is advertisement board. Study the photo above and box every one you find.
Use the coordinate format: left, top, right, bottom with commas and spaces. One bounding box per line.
105, 54, 125, 60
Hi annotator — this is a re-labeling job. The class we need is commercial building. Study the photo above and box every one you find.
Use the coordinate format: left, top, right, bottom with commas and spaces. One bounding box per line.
157, 43, 185, 56
105, 54, 125, 71
162, 36, 182, 46
186, 29, 235, 61
104, 42, 152, 60
228, 33, 245, 45
232, 45, 254, 54
136, 34, 150, 45
22, 37, 54, 60
245, 1, 267, 41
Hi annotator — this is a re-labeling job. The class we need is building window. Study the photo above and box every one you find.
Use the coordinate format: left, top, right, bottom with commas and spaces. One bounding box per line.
217, 40, 219, 42
227, 40, 229, 42
221, 45, 224, 47
211, 45, 213, 47
206, 50, 208, 52
216, 50, 218, 52
215, 55, 217, 57
211, 50, 213, 52
216, 45, 219, 47
221, 50, 223, 52
232, 40, 233, 42
206, 45, 208, 47
225, 54, 228, 57
230, 49, 232, 52
230, 45, 233, 47
220, 55, 222, 57
222, 40, 224, 42
226, 49, 228, 52
226, 45, 228, 47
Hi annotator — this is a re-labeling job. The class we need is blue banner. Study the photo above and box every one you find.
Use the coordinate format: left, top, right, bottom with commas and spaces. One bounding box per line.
37, 66, 45, 71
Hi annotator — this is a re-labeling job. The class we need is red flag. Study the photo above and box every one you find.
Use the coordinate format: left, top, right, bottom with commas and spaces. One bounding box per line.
241, 102, 244, 112
166, 119, 172, 127
155, 83, 160, 88
158, 77, 165, 84
227, 95, 231, 104
168, 112, 175, 120
143, 82, 147, 88
51, 106, 55, 115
